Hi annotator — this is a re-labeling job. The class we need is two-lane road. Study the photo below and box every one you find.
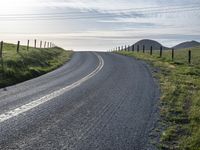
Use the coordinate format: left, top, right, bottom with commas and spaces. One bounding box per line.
0, 52, 159, 150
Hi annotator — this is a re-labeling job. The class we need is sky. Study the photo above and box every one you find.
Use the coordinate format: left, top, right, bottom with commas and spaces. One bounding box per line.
0, 0, 200, 51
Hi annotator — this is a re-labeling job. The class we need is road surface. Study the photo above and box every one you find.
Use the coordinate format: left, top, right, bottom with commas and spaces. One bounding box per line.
0, 52, 159, 150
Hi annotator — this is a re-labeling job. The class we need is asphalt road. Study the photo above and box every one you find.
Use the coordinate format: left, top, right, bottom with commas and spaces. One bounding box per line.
0, 52, 159, 150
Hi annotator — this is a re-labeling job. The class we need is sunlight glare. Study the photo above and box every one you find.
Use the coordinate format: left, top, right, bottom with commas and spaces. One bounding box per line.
0, 0, 38, 14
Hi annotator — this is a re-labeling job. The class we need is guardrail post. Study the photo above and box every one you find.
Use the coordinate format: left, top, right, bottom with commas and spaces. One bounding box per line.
17, 41, 20, 53
172, 48, 174, 61
188, 50, 191, 64
160, 46, 163, 58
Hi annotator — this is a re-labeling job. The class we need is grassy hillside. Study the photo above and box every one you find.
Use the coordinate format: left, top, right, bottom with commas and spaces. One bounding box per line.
116, 47, 200, 150
0, 43, 73, 88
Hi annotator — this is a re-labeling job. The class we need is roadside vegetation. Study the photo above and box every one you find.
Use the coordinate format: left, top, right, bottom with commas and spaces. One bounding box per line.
0, 43, 73, 88
116, 47, 200, 150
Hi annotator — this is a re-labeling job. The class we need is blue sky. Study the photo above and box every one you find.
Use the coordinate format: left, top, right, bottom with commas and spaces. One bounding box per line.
0, 0, 200, 51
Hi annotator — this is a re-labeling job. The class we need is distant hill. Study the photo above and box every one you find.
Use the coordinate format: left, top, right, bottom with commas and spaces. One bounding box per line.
133, 39, 169, 50
173, 41, 200, 49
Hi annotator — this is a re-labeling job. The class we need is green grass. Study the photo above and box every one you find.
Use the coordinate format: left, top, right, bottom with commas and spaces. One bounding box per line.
0, 43, 73, 88
116, 47, 200, 150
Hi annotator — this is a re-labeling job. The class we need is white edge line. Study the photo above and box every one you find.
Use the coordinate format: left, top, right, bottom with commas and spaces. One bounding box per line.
0, 52, 104, 123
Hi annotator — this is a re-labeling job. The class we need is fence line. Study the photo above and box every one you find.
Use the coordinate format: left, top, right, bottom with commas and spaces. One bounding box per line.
111, 44, 192, 64
0, 40, 55, 73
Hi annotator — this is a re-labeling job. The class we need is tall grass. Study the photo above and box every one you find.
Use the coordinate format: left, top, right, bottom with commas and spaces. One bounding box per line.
0, 43, 73, 88
116, 47, 200, 150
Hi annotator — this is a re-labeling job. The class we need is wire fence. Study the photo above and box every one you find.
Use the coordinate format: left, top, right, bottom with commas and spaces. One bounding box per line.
0, 39, 55, 73
111, 44, 194, 64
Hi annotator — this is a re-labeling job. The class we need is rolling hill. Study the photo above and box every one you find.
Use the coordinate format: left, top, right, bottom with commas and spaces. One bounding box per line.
133, 39, 169, 50
173, 40, 200, 49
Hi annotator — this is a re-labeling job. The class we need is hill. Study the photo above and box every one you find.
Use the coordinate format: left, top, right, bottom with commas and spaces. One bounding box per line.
133, 39, 169, 50
173, 40, 200, 49
0, 43, 73, 88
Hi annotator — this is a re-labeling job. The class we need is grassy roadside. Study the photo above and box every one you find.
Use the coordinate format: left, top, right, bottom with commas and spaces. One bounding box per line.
0, 43, 73, 88
116, 47, 200, 150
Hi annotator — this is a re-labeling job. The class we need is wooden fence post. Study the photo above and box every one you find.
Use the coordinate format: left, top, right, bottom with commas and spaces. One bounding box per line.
44, 41, 46, 48
0, 41, 3, 58
143, 45, 145, 53
17, 41, 20, 53
27, 40, 29, 51
160, 46, 163, 58
137, 45, 139, 52
188, 50, 191, 64
150, 46, 153, 55
0, 41, 4, 72
132, 45, 134, 51
172, 48, 174, 61
40, 41, 42, 48
34, 39, 37, 48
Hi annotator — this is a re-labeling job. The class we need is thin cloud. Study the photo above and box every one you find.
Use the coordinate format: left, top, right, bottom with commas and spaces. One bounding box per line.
0, 0, 200, 51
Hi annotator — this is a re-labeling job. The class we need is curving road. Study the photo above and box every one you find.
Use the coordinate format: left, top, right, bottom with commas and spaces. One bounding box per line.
0, 52, 159, 150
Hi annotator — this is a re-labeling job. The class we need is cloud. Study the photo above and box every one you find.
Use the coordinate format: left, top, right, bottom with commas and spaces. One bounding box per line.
0, 0, 200, 51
